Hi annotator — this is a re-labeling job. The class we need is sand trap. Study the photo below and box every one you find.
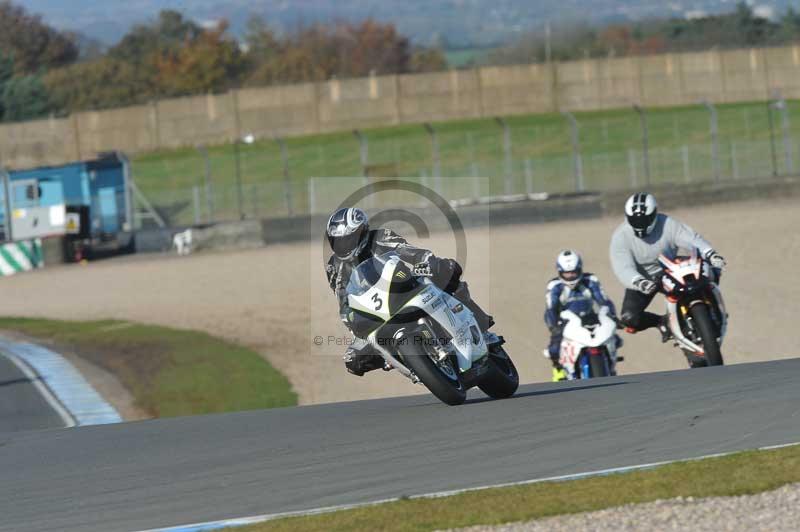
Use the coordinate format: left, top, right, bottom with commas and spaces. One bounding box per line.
1, 198, 796, 404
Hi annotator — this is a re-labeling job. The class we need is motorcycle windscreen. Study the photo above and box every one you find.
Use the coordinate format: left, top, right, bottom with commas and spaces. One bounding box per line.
346, 256, 385, 296
387, 262, 425, 317
568, 299, 598, 323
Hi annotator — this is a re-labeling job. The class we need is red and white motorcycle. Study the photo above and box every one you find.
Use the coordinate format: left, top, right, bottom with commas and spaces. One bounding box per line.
658, 249, 728, 367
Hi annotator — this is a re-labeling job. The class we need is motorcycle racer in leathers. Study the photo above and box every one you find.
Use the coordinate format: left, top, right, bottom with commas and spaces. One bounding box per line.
325, 207, 497, 376
609, 192, 727, 341
545, 250, 621, 381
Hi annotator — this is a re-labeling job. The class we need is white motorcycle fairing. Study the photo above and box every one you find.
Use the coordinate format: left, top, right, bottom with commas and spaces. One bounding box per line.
659, 252, 728, 355
347, 254, 488, 374
558, 306, 618, 380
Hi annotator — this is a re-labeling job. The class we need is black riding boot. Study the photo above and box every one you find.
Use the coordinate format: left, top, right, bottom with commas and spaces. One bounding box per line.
344, 350, 385, 377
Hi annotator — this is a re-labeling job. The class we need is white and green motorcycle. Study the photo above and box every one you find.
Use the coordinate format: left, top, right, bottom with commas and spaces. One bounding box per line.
345, 251, 519, 405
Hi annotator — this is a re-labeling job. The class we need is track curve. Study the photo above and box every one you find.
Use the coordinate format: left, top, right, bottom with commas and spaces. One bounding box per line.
0, 354, 67, 433
1, 359, 800, 532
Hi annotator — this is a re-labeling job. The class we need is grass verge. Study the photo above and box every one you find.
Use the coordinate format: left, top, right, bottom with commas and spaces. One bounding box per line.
0, 317, 297, 417
234, 444, 800, 532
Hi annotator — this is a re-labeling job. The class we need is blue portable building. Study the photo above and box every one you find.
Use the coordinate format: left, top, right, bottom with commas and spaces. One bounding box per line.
0, 152, 133, 256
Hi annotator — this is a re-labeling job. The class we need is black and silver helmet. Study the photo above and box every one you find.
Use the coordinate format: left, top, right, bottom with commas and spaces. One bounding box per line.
624, 192, 658, 238
326, 207, 369, 260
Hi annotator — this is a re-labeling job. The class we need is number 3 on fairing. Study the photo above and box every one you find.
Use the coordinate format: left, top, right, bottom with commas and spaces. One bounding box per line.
372, 293, 383, 311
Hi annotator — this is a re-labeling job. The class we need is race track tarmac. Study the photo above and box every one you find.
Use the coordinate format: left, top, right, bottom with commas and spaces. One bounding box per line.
1, 359, 799, 532
0, 354, 65, 433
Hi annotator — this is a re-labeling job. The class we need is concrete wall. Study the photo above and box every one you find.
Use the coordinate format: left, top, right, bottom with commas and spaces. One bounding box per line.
4, 45, 800, 170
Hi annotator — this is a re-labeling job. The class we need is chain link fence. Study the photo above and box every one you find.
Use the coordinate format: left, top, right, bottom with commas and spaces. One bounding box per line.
129, 98, 800, 227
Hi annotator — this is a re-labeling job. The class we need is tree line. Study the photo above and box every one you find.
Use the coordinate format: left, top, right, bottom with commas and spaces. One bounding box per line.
489, 2, 800, 65
4, 1, 800, 124
0, 3, 446, 122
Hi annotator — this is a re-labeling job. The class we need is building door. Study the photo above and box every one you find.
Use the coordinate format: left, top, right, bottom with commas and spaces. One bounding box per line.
97, 187, 120, 234
9, 178, 66, 240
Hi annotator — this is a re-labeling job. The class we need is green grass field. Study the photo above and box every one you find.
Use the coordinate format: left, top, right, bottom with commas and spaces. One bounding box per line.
234, 444, 800, 532
0, 318, 297, 417
131, 100, 800, 223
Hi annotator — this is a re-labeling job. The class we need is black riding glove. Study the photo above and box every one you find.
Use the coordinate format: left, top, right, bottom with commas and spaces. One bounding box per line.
633, 277, 658, 295
433, 258, 463, 293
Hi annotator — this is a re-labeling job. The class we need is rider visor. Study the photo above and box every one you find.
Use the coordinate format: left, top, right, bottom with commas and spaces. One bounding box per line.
559, 270, 580, 281
627, 212, 656, 236
328, 228, 365, 259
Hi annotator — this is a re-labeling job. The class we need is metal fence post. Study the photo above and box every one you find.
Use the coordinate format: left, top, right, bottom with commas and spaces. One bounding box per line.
276, 137, 294, 217
471, 175, 481, 200
196, 145, 213, 223
628, 148, 638, 187
419, 168, 431, 205
466, 131, 477, 174
353, 129, 369, 177
495, 117, 514, 195
192, 186, 201, 225
251, 183, 259, 219
767, 100, 779, 177
561, 111, 584, 192
701, 101, 721, 182
307, 178, 317, 215
233, 139, 245, 220
467, 131, 480, 195
316, 144, 327, 180
633, 105, 651, 187
731, 141, 739, 179
353, 129, 374, 208
423, 123, 442, 193
233, 134, 255, 220
524, 158, 534, 194
776, 98, 794, 174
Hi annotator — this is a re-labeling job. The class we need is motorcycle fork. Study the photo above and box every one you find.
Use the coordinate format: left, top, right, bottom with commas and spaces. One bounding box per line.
678, 295, 721, 344
689, 290, 723, 335
678, 302, 701, 344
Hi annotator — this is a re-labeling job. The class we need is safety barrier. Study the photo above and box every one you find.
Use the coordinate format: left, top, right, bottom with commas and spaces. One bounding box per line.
0, 239, 43, 277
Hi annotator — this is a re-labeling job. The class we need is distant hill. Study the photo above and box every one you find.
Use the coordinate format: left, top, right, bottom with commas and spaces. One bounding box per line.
22, 0, 795, 48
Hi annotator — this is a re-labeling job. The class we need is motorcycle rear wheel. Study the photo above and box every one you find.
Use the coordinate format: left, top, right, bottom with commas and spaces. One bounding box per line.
478, 346, 519, 399
689, 304, 724, 367
399, 334, 467, 406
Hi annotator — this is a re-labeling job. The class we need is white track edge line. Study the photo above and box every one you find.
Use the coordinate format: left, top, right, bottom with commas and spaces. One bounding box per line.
141, 440, 800, 532
2, 352, 77, 428
0, 339, 123, 426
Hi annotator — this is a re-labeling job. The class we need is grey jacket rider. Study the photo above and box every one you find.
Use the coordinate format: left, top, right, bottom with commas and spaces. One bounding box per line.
609, 213, 713, 290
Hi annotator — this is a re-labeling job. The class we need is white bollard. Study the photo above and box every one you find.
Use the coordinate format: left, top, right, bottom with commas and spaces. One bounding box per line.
173, 229, 193, 256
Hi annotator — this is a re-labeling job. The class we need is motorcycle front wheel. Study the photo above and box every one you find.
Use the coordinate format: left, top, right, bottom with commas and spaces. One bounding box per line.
399, 334, 467, 406
689, 304, 724, 366
478, 346, 519, 399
